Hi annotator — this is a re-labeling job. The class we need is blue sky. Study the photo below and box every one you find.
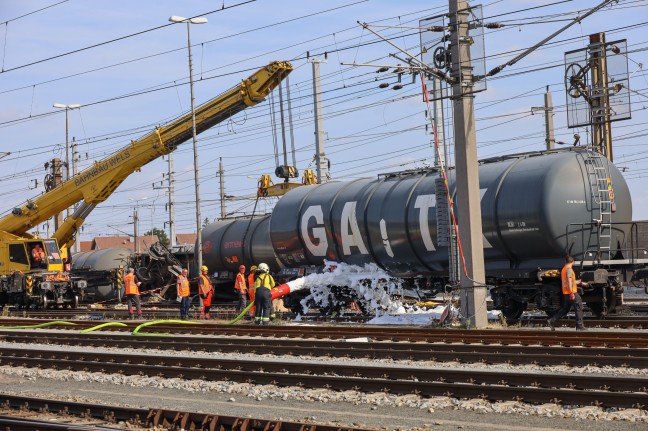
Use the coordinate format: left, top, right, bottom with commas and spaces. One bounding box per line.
0, 0, 647, 244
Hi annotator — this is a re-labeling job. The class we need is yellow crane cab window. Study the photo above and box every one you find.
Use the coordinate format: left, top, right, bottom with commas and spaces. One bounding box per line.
43, 240, 62, 264
9, 243, 29, 266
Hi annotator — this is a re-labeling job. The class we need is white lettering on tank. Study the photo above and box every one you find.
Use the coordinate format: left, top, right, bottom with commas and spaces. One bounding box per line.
341, 201, 368, 255
414, 194, 436, 252
480, 188, 493, 249
301, 205, 328, 256
379, 219, 394, 258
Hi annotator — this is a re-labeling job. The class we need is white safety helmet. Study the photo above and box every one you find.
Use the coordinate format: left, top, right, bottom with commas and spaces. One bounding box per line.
257, 263, 270, 273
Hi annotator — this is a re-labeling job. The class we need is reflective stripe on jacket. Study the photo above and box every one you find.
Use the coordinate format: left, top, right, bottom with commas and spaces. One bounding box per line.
235, 272, 247, 292
124, 273, 139, 295
177, 275, 190, 297
561, 264, 576, 295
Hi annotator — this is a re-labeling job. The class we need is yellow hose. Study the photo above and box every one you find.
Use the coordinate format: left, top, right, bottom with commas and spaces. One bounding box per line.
80, 322, 129, 333
132, 319, 201, 337
0, 321, 76, 329
227, 302, 254, 325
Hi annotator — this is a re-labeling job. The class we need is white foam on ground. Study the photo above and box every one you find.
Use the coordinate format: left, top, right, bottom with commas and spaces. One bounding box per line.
297, 261, 404, 314
290, 261, 504, 323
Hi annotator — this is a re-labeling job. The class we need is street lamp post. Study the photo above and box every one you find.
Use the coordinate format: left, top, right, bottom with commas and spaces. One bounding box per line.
169, 15, 208, 271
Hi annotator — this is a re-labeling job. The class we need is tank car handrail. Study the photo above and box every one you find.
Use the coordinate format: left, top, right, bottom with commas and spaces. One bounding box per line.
566, 220, 648, 268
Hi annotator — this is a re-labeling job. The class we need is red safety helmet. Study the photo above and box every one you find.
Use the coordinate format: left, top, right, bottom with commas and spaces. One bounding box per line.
239, 265, 246, 271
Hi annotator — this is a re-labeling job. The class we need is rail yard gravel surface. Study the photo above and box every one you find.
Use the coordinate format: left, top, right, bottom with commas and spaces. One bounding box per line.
0, 330, 645, 430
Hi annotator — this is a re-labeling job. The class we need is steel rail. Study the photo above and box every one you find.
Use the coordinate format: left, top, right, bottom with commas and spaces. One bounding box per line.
0, 415, 120, 431
0, 320, 647, 347
1, 331, 646, 368
0, 393, 369, 431
0, 347, 645, 409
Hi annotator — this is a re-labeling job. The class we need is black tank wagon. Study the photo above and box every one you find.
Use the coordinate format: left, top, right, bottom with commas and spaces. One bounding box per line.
201, 148, 648, 318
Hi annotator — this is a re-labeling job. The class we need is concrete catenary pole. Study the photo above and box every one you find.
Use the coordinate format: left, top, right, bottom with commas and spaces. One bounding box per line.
133, 207, 139, 254
543, 88, 555, 151
168, 153, 176, 248
49, 158, 64, 232
449, 0, 488, 328
531, 86, 556, 150
309, 57, 329, 183
589, 32, 613, 161
71, 138, 80, 253
219, 158, 226, 219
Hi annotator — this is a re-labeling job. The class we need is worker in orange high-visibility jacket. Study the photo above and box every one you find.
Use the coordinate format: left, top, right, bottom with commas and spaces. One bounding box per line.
548, 255, 588, 330
124, 268, 143, 320
31, 244, 46, 267
234, 265, 247, 313
198, 265, 214, 319
246, 265, 257, 320
177, 268, 191, 320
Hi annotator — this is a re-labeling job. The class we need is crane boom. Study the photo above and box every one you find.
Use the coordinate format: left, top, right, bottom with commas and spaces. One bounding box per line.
0, 61, 293, 249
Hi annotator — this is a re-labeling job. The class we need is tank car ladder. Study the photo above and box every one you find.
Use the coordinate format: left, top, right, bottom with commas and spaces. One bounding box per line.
584, 152, 613, 261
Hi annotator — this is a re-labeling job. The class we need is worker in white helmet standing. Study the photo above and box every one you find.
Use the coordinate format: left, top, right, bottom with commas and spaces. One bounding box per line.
254, 263, 275, 325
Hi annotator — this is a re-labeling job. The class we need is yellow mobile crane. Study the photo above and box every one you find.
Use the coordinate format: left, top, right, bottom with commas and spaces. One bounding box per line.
0, 61, 293, 308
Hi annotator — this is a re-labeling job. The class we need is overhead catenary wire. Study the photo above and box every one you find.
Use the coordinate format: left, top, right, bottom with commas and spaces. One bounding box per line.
2, 0, 644, 233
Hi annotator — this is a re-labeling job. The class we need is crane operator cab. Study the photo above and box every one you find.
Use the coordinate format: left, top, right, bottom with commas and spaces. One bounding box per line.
0, 239, 80, 309
3, 239, 64, 272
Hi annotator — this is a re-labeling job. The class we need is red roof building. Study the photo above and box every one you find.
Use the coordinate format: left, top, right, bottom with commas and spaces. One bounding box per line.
175, 233, 197, 246
78, 241, 93, 252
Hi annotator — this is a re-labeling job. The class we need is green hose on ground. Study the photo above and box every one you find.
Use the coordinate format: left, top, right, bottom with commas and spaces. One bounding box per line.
227, 302, 254, 325
0, 321, 76, 329
132, 319, 201, 337
80, 322, 129, 333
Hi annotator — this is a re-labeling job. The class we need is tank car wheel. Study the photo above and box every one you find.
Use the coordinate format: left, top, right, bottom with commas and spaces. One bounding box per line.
501, 301, 526, 320
41, 294, 50, 310
136, 267, 152, 282
588, 293, 616, 318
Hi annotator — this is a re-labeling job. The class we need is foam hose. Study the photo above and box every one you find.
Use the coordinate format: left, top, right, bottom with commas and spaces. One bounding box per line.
226, 277, 308, 325
0, 321, 76, 329
80, 322, 129, 333
226, 302, 254, 325
132, 319, 201, 337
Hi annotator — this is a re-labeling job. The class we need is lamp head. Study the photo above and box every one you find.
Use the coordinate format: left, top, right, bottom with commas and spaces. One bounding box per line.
169, 16, 208, 24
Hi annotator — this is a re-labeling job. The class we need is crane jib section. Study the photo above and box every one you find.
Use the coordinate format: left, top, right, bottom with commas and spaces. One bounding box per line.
0, 61, 293, 240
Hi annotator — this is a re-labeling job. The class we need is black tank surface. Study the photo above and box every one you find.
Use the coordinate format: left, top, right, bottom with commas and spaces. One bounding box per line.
201, 215, 280, 274
71, 248, 131, 301
269, 148, 631, 275
201, 148, 632, 276
72, 248, 131, 271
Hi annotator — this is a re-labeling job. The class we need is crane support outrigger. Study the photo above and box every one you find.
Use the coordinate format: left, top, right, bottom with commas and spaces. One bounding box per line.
0, 61, 293, 309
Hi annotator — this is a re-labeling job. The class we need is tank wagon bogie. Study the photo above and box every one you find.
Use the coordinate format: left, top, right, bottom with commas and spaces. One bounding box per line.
201, 148, 645, 318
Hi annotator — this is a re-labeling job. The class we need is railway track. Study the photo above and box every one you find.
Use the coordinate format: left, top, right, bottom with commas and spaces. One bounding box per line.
1, 329, 647, 368
0, 344, 645, 410
0, 393, 371, 430
0, 319, 647, 347
5, 307, 648, 328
